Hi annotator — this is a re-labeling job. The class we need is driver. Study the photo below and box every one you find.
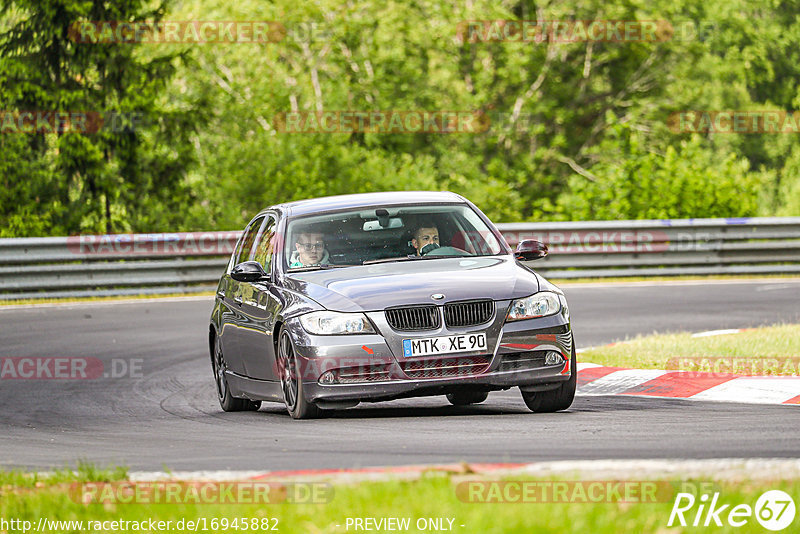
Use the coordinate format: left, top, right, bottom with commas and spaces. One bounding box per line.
290, 231, 330, 267
411, 223, 440, 256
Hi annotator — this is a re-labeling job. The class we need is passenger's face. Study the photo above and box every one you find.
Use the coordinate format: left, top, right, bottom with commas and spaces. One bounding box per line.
412, 227, 439, 255
295, 233, 325, 265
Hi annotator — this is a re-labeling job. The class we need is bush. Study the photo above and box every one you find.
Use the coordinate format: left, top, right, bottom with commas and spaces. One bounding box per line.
558, 120, 766, 220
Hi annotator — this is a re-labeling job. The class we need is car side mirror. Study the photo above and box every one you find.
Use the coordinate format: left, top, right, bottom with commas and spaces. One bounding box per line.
231, 261, 269, 282
515, 240, 548, 261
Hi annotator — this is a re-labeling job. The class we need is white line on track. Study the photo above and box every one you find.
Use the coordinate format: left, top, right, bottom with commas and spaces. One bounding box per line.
691, 329, 743, 338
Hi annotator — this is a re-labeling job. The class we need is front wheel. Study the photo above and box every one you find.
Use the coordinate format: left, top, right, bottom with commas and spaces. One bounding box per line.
212, 334, 261, 412
521, 349, 576, 413
277, 327, 323, 419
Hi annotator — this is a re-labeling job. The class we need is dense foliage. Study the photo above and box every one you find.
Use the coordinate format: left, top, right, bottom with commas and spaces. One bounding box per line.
1, 0, 798, 235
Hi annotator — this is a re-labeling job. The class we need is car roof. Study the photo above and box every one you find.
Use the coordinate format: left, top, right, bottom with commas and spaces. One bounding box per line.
268, 191, 467, 218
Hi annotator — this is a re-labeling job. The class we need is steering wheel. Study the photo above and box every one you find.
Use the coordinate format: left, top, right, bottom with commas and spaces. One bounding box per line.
423, 245, 470, 257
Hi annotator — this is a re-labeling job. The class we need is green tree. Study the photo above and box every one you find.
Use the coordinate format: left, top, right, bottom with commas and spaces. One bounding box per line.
0, 0, 203, 235
559, 116, 767, 220
4, 0, 800, 235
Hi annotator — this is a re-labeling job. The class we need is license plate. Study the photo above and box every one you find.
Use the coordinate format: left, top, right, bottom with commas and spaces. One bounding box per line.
402, 333, 487, 358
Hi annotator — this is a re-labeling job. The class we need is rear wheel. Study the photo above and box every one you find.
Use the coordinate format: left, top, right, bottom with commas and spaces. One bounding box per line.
212, 334, 261, 412
521, 349, 576, 413
446, 391, 489, 406
277, 327, 323, 419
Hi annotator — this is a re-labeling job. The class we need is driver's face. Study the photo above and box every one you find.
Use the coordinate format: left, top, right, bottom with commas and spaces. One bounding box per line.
412, 227, 439, 255
295, 233, 325, 265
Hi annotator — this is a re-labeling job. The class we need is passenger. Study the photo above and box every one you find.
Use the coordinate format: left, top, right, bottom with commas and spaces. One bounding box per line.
290, 231, 329, 267
411, 223, 440, 256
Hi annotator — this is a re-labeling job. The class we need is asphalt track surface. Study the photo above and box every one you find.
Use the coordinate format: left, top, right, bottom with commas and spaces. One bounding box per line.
1, 279, 799, 471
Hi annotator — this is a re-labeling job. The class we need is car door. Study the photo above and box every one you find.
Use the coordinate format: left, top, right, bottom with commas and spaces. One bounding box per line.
221, 214, 266, 376
237, 214, 282, 381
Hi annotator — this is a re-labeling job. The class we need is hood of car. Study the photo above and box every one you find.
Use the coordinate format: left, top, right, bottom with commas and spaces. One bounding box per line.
283, 256, 540, 312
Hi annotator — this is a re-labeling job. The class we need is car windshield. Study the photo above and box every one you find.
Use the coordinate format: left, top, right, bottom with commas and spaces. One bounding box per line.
284, 204, 505, 270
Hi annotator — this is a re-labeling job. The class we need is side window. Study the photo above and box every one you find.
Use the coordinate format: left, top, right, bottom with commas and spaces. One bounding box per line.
252, 216, 276, 272
235, 216, 265, 266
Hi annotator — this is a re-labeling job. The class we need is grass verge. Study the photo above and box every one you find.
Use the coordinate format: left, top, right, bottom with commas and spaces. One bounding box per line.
580, 323, 800, 371
1, 468, 798, 533
0, 462, 128, 488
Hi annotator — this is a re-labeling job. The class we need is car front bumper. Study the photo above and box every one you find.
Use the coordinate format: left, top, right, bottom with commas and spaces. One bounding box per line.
286, 310, 574, 404
303, 364, 572, 404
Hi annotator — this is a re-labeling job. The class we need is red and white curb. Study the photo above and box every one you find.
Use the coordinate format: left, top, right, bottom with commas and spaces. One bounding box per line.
129, 463, 527, 483
577, 362, 800, 405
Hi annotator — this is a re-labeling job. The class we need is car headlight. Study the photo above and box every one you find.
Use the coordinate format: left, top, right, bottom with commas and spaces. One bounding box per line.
559, 294, 570, 322
506, 292, 561, 321
299, 311, 376, 335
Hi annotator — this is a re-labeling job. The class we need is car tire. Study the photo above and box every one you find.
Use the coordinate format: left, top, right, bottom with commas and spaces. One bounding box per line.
521, 348, 576, 413
212, 334, 261, 412
446, 391, 489, 406
277, 327, 323, 420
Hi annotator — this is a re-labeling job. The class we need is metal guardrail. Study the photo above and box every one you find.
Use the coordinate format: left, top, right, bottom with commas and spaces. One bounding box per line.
1, 218, 799, 299
496, 217, 800, 278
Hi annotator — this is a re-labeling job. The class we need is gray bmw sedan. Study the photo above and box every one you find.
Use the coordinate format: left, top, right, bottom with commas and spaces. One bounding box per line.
209, 191, 575, 419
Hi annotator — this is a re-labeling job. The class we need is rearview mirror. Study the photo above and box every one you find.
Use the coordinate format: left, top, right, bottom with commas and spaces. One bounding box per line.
515, 240, 548, 261
363, 217, 403, 231
231, 261, 269, 282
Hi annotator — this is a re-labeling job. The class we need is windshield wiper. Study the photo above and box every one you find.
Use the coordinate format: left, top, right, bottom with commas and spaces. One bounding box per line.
362, 256, 418, 265
363, 255, 469, 265
287, 264, 345, 272
409, 254, 468, 260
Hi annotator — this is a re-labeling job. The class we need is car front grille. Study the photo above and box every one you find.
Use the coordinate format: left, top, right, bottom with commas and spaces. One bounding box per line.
444, 300, 494, 327
400, 355, 491, 379
385, 305, 440, 331
498, 351, 548, 372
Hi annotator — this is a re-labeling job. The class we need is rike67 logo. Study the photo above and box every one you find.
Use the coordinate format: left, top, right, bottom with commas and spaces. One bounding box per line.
669, 490, 796, 531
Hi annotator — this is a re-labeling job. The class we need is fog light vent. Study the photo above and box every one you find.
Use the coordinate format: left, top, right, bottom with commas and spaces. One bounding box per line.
545, 351, 564, 366
319, 371, 337, 385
